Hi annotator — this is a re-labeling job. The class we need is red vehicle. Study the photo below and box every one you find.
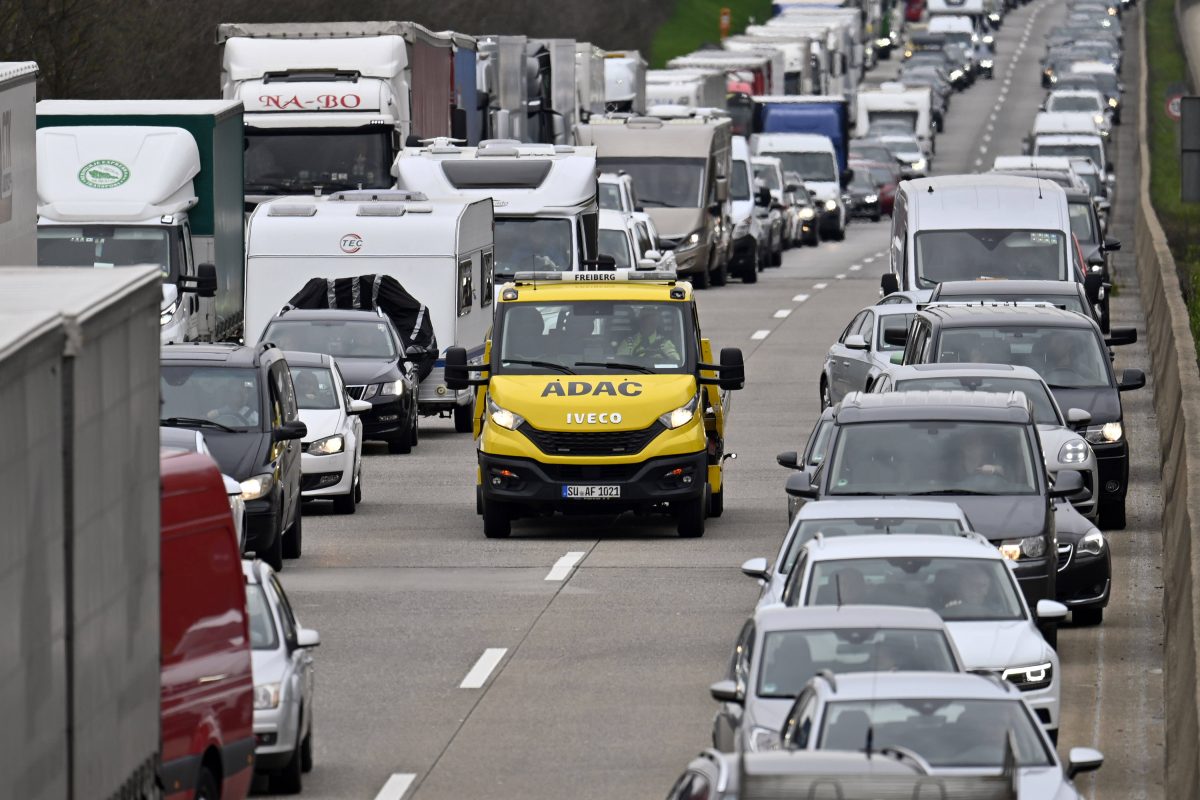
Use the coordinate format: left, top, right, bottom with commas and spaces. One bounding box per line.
905, 0, 927, 21
849, 159, 900, 215
160, 449, 255, 800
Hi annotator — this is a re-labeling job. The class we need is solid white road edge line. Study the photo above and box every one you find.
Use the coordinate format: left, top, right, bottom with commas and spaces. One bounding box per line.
374, 773, 417, 800
460, 648, 508, 689
774, 309, 792, 318
545, 551, 586, 581
751, 330, 771, 340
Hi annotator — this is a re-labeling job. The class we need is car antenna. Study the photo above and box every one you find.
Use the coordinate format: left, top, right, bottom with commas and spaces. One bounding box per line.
1033, 161, 1044, 199
835, 572, 843, 607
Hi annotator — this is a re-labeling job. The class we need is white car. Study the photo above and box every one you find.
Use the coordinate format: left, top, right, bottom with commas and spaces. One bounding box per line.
780, 533, 1067, 740
599, 172, 638, 213
283, 351, 368, 514
630, 211, 678, 274
159, 425, 246, 551
245, 558, 320, 793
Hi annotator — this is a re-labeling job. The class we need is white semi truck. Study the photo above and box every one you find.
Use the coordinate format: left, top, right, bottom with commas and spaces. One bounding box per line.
35, 100, 245, 342
0, 62, 37, 266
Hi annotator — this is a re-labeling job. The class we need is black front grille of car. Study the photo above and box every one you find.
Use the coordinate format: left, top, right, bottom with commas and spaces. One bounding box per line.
1057, 543, 1073, 572
518, 421, 665, 456
346, 385, 367, 400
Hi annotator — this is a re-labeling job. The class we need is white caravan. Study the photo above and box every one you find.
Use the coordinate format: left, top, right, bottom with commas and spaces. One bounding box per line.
0, 62, 38, 266
245, 192, 493, 421
392, 139, 599, 284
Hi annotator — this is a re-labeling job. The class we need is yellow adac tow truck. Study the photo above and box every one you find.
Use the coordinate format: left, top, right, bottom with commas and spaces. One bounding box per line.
445, 269, 745, 538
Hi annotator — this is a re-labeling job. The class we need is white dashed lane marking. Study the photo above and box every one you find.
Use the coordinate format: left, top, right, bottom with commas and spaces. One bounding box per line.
545, 551, 586, 582
460, 648, 508, 689
751, 329, 771, 340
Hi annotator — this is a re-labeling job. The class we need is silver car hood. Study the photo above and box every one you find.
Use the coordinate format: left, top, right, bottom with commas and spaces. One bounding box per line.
944, 620, 1053, 671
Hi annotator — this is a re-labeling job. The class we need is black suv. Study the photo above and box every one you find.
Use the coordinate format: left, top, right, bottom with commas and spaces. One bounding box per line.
160, 343, 306, 570
787, 390, 1086, 611
893, 303, 1144, 528
260, 309, 419, 454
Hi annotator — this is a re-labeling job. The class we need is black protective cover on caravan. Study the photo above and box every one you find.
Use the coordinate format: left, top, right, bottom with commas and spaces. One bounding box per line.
284, 275, 439, 380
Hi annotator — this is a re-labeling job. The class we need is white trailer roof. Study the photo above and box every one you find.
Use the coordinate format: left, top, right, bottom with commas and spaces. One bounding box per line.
0, 61, 38, 90
0, 309, 61, 362
0, 267, 161, 322
220, 35, 408, 83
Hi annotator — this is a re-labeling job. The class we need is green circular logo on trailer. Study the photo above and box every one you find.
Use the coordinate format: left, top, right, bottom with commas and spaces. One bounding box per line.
78, 159, 130, 189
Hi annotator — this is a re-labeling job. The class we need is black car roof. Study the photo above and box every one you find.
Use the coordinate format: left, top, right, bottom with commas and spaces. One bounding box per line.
834, 390, 1033, 424
921, 304, 1095, 328
280, 350, 335, 369
269, 308, 389, 323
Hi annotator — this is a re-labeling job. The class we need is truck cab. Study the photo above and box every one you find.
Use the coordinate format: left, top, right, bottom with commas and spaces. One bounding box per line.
444, 269, 745, 539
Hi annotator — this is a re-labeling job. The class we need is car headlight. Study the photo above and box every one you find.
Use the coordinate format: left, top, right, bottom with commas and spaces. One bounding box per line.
983, 35, 995, 45
307, 434, 345, 455
659, 392, 700, 430
1001, 662, 1053, 691
864, 194, 878, 204
1078, 527, 1106, 556
1084, 421, 1123, 443
981, 59, 994, 68
678, 231, 703, 249
1094, 114, 1106, 126
748, 725, 782, 752
377, 379, 406, 397
1108, 97, 1119, 108
799, 207, 816, 220
254, 682, 282, 710
160, 298, 179, 327
487, 395, 525, 431
239, 473, 275, 501
824, 199, 838, 212
910, 158, 927, 172
1057, 439, 1090, 464
950, 69, 964, 81
999, 536, 1047, 560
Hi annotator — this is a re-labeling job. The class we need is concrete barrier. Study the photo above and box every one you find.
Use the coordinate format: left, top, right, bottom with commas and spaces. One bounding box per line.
1136, 5, 1200, 793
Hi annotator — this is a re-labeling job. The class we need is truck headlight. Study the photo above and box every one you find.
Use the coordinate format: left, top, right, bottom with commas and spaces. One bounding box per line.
1001, 662, 1053, 691
487, 395, 525, 431
659, 393, 700, 430
160, 298, 179, 327
824, 199, 838, 212
1108, 97, 1119, 108
377, 379, 406, 397
240, 473, 275, 501
1078, 527, 1106, 556
1057, 439, 1090, 464
1085, 422, 1123, 443
999, 536, 1046, 560
799, 207, 816, 220
307, 434, 345, 455
254, 682, 282, 710
748, 725, 782, 752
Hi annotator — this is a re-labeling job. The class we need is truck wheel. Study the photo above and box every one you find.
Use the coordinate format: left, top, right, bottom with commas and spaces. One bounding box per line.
482, 497, 512, 539
269, 730, 303, 794
333, 491, 356, 515
264, 525, 284, 572
388, 433, 412, 454
709, 483, 724, 518
283, 509, 302, 559
454, 403, 474, 433
1073, 607, 1104, 626
194, 767, 219, 800
675, 493, 706, 538
1099, 499, 1126, 530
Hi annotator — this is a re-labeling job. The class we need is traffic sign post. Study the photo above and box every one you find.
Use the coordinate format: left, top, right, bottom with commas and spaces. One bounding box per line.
719, 7, 732, 39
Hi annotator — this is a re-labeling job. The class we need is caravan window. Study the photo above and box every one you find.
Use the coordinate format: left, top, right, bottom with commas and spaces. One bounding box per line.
481, 251, 494, 308
458, 260, 474, 317
731, 161, 752, 201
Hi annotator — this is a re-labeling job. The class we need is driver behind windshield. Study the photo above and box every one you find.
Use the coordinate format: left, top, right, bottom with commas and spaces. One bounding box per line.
206, 379, 260, 427
617, 309, 681, 362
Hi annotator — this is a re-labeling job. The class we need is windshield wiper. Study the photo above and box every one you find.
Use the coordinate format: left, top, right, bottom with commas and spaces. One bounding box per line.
638, 197, 679, 208
574, 360, 656, 375
161, 416, 236, 433
501, 359, 575, 374
908, 489, 995, 496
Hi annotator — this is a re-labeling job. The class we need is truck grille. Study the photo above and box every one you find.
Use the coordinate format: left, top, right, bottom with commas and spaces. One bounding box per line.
1057, 543, 1073, 572
518, 421, 665, 456
541, 463, 644, 482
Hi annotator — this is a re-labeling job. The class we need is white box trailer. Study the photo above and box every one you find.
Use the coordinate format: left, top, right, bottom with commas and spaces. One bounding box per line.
724, 34, 816, 95
856, 82, 934, 146
245, 193, 493, 419
0, 266, 161, 800
575, 43, 607, 125
646, 69, 728, 109
0, 62, 38, 266
604, 50, 647, 114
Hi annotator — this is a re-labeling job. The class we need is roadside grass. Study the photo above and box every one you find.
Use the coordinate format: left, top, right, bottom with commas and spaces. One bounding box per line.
650, 0, 774, 67
1145, 0, 1200, 345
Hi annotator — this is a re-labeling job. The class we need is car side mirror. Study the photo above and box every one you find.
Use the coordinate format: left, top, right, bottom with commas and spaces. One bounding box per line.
1119, 367, 1146, 391
776, 450, 800, 469
644, 249, 662, 261
785, 470, 818, 500
273, 419, 307, 442
1066, 407, 1092, 427
1036, 599, 1070, 620
710, 679, 744, 705
1084, 272, 1104, 304
740, 557, 770, 581
349, 399, 372, 415
755, 186, 772, 207
1049, 469, 1084, 497
1066, 747, 1104, 779
719, 347, 745, 390
636, 258, 659, 270
1103, 237, 1122, 252
296, 627, 321, 648
1105, 327, 1137, 347
881, 272, 900, 296
843, 334, 868, 351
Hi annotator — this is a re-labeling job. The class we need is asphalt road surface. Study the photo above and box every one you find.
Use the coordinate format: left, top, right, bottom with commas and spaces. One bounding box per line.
264, 2, 1165, 796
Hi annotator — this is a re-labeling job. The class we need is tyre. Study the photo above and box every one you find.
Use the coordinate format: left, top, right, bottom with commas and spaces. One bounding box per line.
410, 418, 419, 447
283, 506, 302, 559
1099, 498, 1127, 530
388, 433, 412, 454
354, 479, 362, 504
301, 726, 314, 773
708, 483, 724, 518
269, 730, 303, 794
194, 767, 219, 800
263, 524, 284, 572
871, 213, 882, 223
771, 241, 783, 266
333, 490, 356, 515
482, 496, 512, 539
675, 492, 706, 538
833, 223, 846, 241
711, 250, 728, 286
742, 262, 758, 284
691, 265, 711, 290
454, 402, 474, 433
1073, 607, 1104, 626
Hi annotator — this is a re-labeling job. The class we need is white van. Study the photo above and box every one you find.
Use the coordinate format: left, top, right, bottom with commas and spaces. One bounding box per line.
245, 192, 494, 425
754, 132, 846, 240
1032, 111, 1107, 140
881, 174, 1077, 301
1033, 134, 1108, 179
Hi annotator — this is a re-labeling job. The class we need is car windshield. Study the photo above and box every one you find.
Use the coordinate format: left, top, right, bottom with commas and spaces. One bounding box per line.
1069, 202, 1099, 244
496, 301, 690, 374
263, 320, 397, 360
599, 183, 623, 211
494, 218, 574, 277
781, 517, 965, 573
881, 136, 921, 155
597, 157, 705, 208
757, 629, 958, 698
770, 152, 838, 183
1049, 95, 1102, 112
244, 129, 391, 193
160, 366, 262, 431
806, 557, 1026, 622
598, 229, 634, 268
246, 584, 279, 650
753, 163, 782, 190
38, 225, 177, 279
818, 699, 1053, 767
732, 161, 753, 200
1036, 143, 1104, 169
827, 421, 1039, 496
896, 377, 1062, 425
937, 325, 1110, 388
868, 111, 919, 133
914, 229, 1068, 286
288, 366, 340, 410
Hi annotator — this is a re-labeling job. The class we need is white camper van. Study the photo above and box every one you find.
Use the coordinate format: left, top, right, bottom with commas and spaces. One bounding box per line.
856, 82, 934, 150
245, 191, 494, 425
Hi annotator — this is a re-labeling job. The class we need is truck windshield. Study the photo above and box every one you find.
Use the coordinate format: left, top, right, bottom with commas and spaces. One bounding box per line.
914, 229, 1067, 286
597, 157, 705, 208
38, 225, 178, 280
770, 152, 837, 184
936, 326, 1111, 389
496, 301, 691, 374
244, 128, 391, 194
868, 110, 919, 133
827, 421, 1039, 496
1035, 142, 1104, 169
493, 218, 574, 277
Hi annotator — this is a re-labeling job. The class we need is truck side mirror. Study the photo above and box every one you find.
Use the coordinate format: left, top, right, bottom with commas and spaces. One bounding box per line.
444, 346, 477, 390
180, 263, 218, 298
719, 347, 745, 390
